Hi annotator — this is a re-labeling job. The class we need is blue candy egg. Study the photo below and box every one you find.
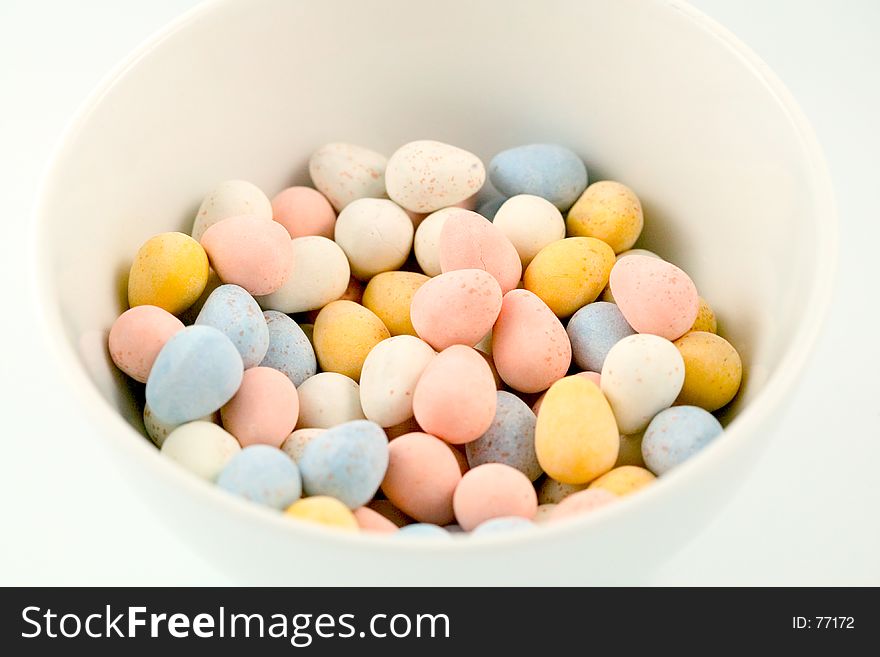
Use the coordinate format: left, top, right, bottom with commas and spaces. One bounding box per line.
488, 144, 588, 211
471, 516, 535, 535
476, 196, 507, 221
259, 310, 317, 386
195, 284, 268, 368
466, 391, 542, 481
146, 325, 243, 424
566, 301, 635, 372
298, 420, 388, 508
642, 406, 723, 475
395, 523, 453, 539
217, 445, 302, 509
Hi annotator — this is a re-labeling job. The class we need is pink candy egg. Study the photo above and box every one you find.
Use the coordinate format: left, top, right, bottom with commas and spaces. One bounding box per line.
410, 269, 503, 350
438, 209, 522, 294
452, 463, 538, 531
220, 366, 299, 448
609, 255, 699, 340
413, 345, 497, 444
271, 186, 336, 239
492, 289, 572, 393
200, 214, 294, 296
381, 432, 464, 524
108, 305, 185, 383
353, 506, 399, 533
549, 488, 618, 521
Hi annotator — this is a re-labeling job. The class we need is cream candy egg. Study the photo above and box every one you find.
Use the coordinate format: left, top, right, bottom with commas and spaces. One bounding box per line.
438, 209, 521, 293
385, 140, 485, 213
413, 207, 455, 276
281, 428, 325, 463
109, 305, 184, 383
295, 372, 366, 429
191, 179, 272, 242
493, 195, 566, 268
308, 142, 387, 211
601, 334, 685, 434
334, 198, 414, 280
359, 336, 436, 427
160, 421, 241, 480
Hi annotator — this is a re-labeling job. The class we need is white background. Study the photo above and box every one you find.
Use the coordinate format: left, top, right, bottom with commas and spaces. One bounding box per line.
1, 0, 878, 585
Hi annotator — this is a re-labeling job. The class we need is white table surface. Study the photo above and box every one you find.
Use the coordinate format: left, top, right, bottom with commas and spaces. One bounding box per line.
1, 0, 877, 586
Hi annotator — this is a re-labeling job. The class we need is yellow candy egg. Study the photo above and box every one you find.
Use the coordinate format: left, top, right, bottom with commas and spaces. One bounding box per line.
535, 375, 619, 484
588, 465, 655, 496
285, 496, 358, 530
566, 181, 644, 253
361, 271, 430, 336
689, 297, 718, 334
673, 331, 742, 411
523, 237, 615, 317
313, 300, 390, 381
128, 232, 209, 314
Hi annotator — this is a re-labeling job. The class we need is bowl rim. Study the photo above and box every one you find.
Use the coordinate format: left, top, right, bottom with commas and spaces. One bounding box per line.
31, 0, 838, 554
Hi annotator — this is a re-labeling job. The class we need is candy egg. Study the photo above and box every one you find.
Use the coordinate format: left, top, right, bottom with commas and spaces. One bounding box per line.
537, 478, 587, 504
601, 334, 685, 434
385, 140, 486, 213
256, 236, 350, 314
453, 463, 538, 531
466, 391, 542, 481
298, 420, 389, 508
524, 237, 615, 317
534, 504, 557, 523
313, 300, 390, 381
381, 432, 463, 524
195, 284, 269, 368
109, 305, 184, 383
549, 488, 618, 521
412, 345, 497, 444
217, 445, 302, 509
220, 367, 299, 448
281, 428, 325, 463
476, 350, 503, 389
472, 516, 535, 535
492, 289, 571, 393
410, 269, 503, 350
489, 144, 587, 211
535, 375, 619, 484
144, 403, 217, 448
566, 181, 644, 253
353, 506, 399, 533
395, 523, 452, 539
438, 209, 521, 293
128, 232, 209, 314
689, 297, 718, 334
367, 499, 413, 527
308, 142, 387, 211
160, 421, 241, 480
493, 195, 566, 268
295, 372, 366, 429
359, 336, 435, 427
588, 465, 655, 496
642, 405, 723, 475
259, 311, 316, 386
673, 331, 742, 411
271, 186, 336, 239
361, 271, 429, 337
566, 301, 636, 372
146, 325, 243, 424
609, 255, 699, 340
191, 179, 272, 242
285, 496, 358, 530
413, 207, 455, 276
334, 198, 414, 280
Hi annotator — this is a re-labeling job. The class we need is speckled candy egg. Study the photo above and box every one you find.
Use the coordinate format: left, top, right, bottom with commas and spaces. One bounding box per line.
472, 516, 535, 535
217, 445, 302, 509
453, 463, 538, 531
195, 284, 269, 368
271, 186, 336, 239
492, 290, 571, 393
109, 305, 184, 383
549, 488, 618, 521
191, 179, 272, 242
537, 478, 587, 504
535, 375, 619, 484
295, 372, 366, 429
489, 144, 587, 211
467, 391, 542, 481
642, 405, 723, 475
220, 367, 299, 448
412, 345, 497, 444
256, 236, 350, 314
566, 181, 644, 253
410, 269, 503, 350
160, 421, 241, 480
690, 298, 718, 334
589, 465, 655, 496
385, 140, 485, 213
259, 311, 316, 386
674, 331, 742, 411
298, 420, 389, 508
361, 271, 430, 337
146, 325, 243, 424
143, 403, 217, 448
493, 195, 566, 268
438, 209, 521, 293
334, 198, 413, 280
128, 232, 209, 314
285, 496, 358, 530
609, 255, 699, 340
601, 334, 685, 434
281, 428, 325, 463
381, 432, 463, 524
524, 237, 616, 317
313, 300, 390, 381
566, 301, 636, 372
308, 142, 387, 212
413, 207, 453, 276
353, 506, 398, 533
359, 336, 435, 427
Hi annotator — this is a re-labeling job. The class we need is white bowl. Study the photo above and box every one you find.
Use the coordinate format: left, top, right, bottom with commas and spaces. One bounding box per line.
34, 0, 836, 584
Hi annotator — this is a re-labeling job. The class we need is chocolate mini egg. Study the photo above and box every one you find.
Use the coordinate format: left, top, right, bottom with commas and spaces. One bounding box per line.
642, 405, 723, 474
128, 232, 209, 314
281, 428, 325, 463
295, 372, 366, 429
412, 345, 497, 444
217, 445, 302, 509
673, 331, 742, 411
353, 506, 399, 533
493, 195, 566, 268
285, 496, 358, 530
588, 465, 655, 496
690, 298, 718, 334
313, 300, 390, 381
359, 336, 435, 427
549, 488, 617, 521
308, 142, 387, 211
109, 305, 184, 383
410, 269, 503, 350
452, 463, 538, 531
335, 198, 414, 280
361, 271, 430, 337
160, 421, 241, 480
492, 290, 571, 393
259, 311, 316, 386
191, 179, 273, 242
438, 210, 521, 293
566, 301, 636, 372
566, 181, 644, 253
489, 144, 587, 211
220, 367, 299, 448
271, 186, 336, 239
195, 284, 269, 368
413, 207, 454, 276
537, 478, 587, 504
467, 391, 542, 481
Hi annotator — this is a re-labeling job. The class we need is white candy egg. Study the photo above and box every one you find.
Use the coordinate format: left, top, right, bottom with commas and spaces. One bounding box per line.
191, 180, 272, 242
335, 198, 414, 280
414, 207, 457, 277
493, 194, 565, 267
160, 421, 241, 479
295, 372, 366, 429
359, 336, 436, 427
